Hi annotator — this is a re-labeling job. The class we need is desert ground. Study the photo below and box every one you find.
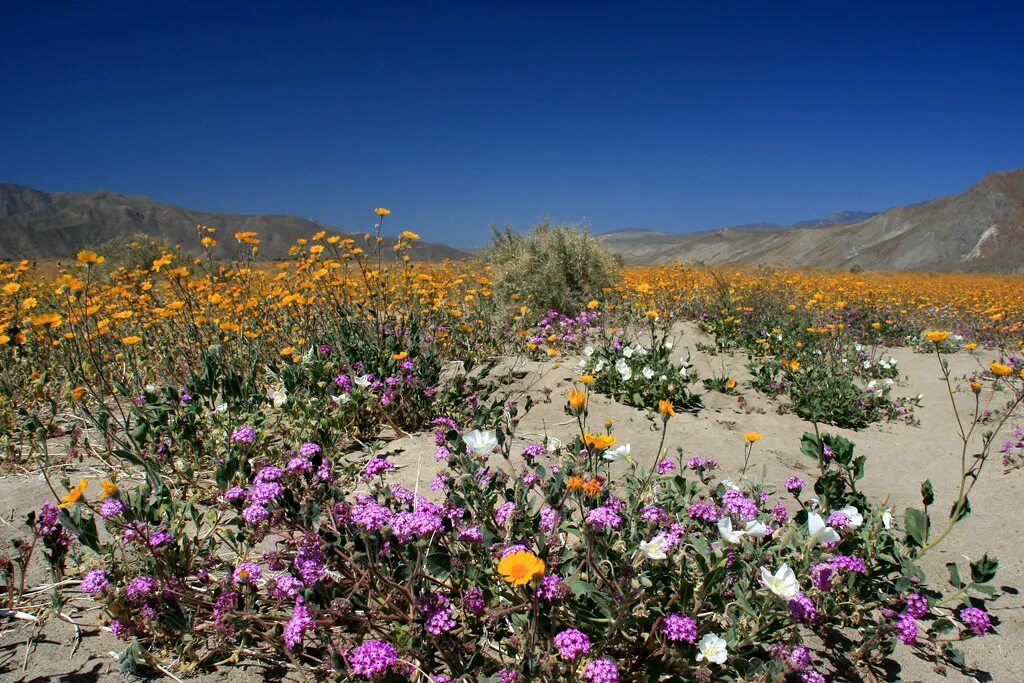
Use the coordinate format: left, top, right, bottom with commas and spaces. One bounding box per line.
1, 322, 1019, 682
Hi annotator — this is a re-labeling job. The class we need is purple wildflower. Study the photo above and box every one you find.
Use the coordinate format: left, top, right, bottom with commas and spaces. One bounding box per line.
554, 628, 592, 660
349, 639, 399, 678
661, 613, 697, 643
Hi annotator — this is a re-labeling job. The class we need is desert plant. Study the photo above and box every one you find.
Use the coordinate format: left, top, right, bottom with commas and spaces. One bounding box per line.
482, 221, 619, 314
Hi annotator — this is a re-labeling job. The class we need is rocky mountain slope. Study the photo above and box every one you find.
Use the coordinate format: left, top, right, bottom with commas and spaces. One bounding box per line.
602, 170, 1024, 272
0, 185, 468, 260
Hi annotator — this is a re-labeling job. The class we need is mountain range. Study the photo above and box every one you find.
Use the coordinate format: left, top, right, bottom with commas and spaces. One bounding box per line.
2, 169, 1023, 271
600, 169, 1024, 272
0, 185, 468, 261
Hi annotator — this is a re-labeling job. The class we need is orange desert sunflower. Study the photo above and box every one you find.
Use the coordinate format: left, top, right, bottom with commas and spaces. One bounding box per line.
497, 551, 545, 586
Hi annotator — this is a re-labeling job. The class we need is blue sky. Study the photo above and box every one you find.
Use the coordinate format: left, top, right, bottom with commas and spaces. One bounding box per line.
2, 1, 1022, 247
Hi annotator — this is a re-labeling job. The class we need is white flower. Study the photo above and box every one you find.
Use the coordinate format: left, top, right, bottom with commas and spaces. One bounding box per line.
271, 387, 288, 408
679, 365, 689, 379
354, 374, 372, 388
664, 340, 674, 350
881, 508, 893, 529
807, 511, 840, 545
615, 358, 632, 381
622, 346, 634, 359
638, 536, 668, 561
331, 393, 350, 405
717, 517, 745, 544
866, 379, 877, 391
546, 437, 562, 453
720, 479, 741, 491
144, 383, 159, 393
744, 519, 769, 538
603, 443, 630, 462
863, 360, 872, 369
593, 359, 606, 373
696, 633, 728, 665
837, 505, 863, 529
884, 377, 895, 388
463, 430, 498, 455
642, 366, 655, 380
583, 346, 595, 357
760, 563, 799, 599
634, 345, 648, 357
215, 402, 228, 413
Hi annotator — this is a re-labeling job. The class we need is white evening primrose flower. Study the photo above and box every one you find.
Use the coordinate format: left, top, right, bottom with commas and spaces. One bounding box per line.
807, 511, 840, 545
615, 358, 632, 381
144, 383, 159, 393
546, 437, 562, 453
271, 387, 288, 408
664, 340, 674, 350
622, 346, 634, 359
836, 505, 864, 528
603, 443, 630, 462
720, 479, 741, 491
354, 374, 372, 388
593, 359, 606, 373
882, 508, 893, 529
717, 517, 745, 544
638, 536, 668, 561
760, 563, 799, 599
583, 345, 595, 357
696, 633, 728, 664
642, 366, 655, 380
463, 430, 498, 456
679, 365, 689, 379
744, 519, 769, 538
215, 402, 228, 413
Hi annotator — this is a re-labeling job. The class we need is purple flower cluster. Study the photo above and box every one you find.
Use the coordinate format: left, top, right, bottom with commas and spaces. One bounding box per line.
721, 488, 759, 520
100, 497, 126, 519
364, 457, 394, 479
661, 613, 697, 643
959, 606, 992, 636
81, 569, 109, 595
126, 575, 158, 601
583, 658, 619, 683
904, 592, 928, 619
657, 459, 677, 474
896, 612, 918, 644
230, 425, 256, 444
685, 457, 718, 471
536, 574, 568, 601
554, 628, 592, 659
349, 639, 399, 678
789, 594, 817, 622
420, 593, 457, 635
233, 562, 262, 584
494, 501, 517, 526
540, 505, 559, 531
284, 598, 314, 650
785, 476, 805, 493
687, 502, 720, 522
586, 505, 622, 531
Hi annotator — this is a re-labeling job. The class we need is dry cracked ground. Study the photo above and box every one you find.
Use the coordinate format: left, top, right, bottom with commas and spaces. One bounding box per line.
1, 324, 1021, 682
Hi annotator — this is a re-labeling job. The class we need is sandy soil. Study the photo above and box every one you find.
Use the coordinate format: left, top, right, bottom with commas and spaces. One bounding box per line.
1, 323, 1020, 682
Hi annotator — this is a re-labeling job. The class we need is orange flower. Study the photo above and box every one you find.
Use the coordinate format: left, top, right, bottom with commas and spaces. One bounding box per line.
963, 343, 978, 351
586, 299, 600, 310
583, 433, 617, 451
990, 362, 1013, 377
100, 480, 119, 499
392, 351, 408, 361
121, 335, 142, 345
582, 477, 603, 496
725, 378, 737, 390
970, 380, 982, 393
924, 330, 950, 343
580, 374, 594, 385
76, 250, 105, 266
374, 207, 391, 216
567, 390, 587, 414
71, 387, 87, 401
658, 399, 675, 417
744, 432, 762, 443
58, 479, 88, 509
497, 551, 545, 586
566, 476, 585, 491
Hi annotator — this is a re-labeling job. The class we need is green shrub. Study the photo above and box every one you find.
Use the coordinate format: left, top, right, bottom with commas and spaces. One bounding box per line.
482, 221, 620, 314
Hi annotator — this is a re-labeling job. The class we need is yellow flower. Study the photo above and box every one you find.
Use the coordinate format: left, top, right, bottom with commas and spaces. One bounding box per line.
280, 346, 296, 356
201, 236, 218, 248
76, 250, 105, 266
2, 282, 21, 295
586, 299, 600, 310
924, 330, 950, 343
725, 378, 737, 390
658, 399, 675, 417
963, 343, 978, 351
566, 475, 585, 491
374, 207, 391, 216
567, 389, 587, 414
401, 230, 420, 241
970, 380, 982, 393
392, 351, 408, 360
72, 387, 87, 401
58, 479, 88, 509
583, 433, 617, 451
744, 432, 762, 443
121, 335, 142, 345
21, 297, 38, 310
100, 480, 119, 499
990, 362, 1013, 377
497, 551, 545, 586
580, 374, 594, 385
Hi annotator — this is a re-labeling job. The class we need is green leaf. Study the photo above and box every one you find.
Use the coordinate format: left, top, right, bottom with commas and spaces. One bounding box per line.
970, 554, 999, 584
800, 432, 822, 461
946, 562, 962, 588
949, 496, 971, 522
904, 507, 928, 547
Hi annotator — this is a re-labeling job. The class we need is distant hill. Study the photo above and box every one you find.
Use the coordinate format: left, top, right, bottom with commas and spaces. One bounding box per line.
0, 185, 468, 261
600, 170, 1024, 272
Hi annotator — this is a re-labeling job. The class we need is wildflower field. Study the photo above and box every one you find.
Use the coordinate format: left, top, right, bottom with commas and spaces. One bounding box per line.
1, 216, 1023, 682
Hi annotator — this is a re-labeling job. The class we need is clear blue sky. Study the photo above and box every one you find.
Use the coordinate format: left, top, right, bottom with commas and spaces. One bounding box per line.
2, 1, 1022, 247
